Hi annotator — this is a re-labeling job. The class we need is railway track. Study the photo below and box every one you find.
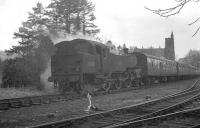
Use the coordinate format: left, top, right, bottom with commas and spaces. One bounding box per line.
109, 107, 200, 128
0, 78, 182, 111
30, 79, 200, 128
0, 93, 78, 110
106, 81, 200, 128
0, 82, 153, 110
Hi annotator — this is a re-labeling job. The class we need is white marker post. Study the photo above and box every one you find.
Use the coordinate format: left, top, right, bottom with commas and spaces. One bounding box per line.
85, 93, 98, 112
85, 93, 92, 112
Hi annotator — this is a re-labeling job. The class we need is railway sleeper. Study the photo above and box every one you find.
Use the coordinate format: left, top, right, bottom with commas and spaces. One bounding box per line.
92, 119, 119, 125
104, 117, 125, 122
54, 96, 63, 102
56, 96, 65, 101
169, 120, 196, 127
48, 97, 59, 103
31, 98, 42, 105
10, 100, 22, 108
58, 97, 67, 101
125, 108, 153, 115
42, 98, 51, 104
21, 99, 32, 107
0, 102, 10, 110
113, 114, 138, 119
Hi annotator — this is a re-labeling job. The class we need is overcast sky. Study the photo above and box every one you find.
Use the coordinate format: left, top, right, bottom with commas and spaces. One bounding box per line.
0, 0, 199, 58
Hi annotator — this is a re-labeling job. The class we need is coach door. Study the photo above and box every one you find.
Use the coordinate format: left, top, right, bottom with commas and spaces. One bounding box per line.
160, 61, 163, 76
96, 45, 103, 73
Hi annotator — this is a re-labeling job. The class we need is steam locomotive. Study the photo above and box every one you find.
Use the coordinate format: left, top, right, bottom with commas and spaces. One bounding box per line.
50, 39, 200, 94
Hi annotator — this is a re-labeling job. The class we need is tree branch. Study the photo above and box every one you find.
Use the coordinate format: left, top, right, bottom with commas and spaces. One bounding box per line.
145, 0, 192, 17
188, 17, 200, 25
145, 0, 200, 37
192, 26, 200, 37
188, 17, 200, 37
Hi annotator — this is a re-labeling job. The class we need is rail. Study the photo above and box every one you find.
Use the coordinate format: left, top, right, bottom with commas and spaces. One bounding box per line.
105, 79, 200, 127
109, 107, 200, 128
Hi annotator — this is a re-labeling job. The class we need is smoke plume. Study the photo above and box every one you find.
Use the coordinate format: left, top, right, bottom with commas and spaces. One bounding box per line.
50, 31, 101, 45
40, 58, 56, 93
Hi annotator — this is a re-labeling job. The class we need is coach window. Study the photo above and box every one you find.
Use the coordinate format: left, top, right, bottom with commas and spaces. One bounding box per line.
163, 62, 166, 70
158, 60, 161, 68
147, 58, 151, 68
151, 59, 154, 67
154, 60, 157, 68
167, 62, 170, 69
160, 62, 163, 69
166, 62, 169, 70
156, 60, 159, 68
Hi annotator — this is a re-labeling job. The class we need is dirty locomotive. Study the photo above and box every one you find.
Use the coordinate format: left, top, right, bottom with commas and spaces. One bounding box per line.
49, 39, 200, 94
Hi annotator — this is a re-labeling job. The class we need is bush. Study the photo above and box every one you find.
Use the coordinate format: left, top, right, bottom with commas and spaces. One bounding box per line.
2, 57, 42, 89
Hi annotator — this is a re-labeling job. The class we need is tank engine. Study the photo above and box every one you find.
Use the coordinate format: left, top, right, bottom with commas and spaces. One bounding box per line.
50, 39, 142, 94
50, 39, 200, 94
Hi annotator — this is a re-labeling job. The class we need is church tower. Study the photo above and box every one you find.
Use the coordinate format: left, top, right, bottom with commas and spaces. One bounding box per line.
164, 32, 175, 60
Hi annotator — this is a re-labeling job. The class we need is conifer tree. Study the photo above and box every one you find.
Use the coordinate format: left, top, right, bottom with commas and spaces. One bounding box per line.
4, 3, 55, 89
79, 0, 100, 35
7, 2, 49, 56
47, 0, 99, 35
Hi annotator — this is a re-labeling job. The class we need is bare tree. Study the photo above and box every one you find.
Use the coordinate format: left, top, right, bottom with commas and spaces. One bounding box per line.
178, 50, 200, 67
145, 0, 200, 37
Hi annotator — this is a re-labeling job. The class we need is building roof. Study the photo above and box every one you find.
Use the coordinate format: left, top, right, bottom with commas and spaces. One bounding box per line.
134, 47, 165, 58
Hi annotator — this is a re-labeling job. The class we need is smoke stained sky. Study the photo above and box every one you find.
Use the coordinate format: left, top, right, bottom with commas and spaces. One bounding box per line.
0, 0, 199, 58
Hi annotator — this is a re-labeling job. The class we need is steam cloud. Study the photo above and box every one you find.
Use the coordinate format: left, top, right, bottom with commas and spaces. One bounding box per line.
50, 31, 101, 45
40, 58, 56, 93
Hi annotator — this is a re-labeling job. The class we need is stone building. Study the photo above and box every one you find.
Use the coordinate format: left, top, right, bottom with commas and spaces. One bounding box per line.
133, 32, 175, 60
134, 47, 165, 58
164, 32, 175, 60
105, 32, 175, 60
